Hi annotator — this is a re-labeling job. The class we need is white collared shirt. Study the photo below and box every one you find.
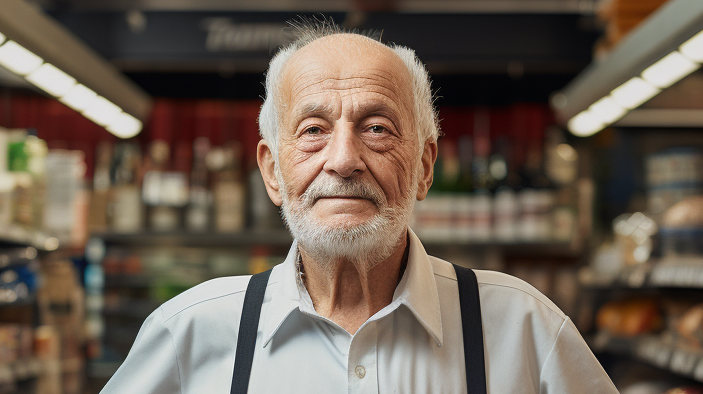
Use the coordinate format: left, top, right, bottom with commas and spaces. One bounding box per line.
100, 230, 618, 393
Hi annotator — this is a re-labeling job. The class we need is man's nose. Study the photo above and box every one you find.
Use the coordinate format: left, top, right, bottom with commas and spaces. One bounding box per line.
322, 124, 366, 178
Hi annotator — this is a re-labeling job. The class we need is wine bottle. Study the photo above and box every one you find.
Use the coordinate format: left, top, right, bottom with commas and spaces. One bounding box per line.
186, 137, 212, 232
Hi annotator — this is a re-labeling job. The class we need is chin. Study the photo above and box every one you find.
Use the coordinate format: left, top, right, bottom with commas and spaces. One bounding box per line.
283, 207, 409, 267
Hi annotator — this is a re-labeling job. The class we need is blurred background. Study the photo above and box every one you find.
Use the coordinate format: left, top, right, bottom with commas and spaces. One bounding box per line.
1, 0, 703, 393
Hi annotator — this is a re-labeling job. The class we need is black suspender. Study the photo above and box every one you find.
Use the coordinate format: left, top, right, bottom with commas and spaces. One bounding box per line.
230, 269, 272, 394
453, 264, 488, 394
230, 265, 487, 394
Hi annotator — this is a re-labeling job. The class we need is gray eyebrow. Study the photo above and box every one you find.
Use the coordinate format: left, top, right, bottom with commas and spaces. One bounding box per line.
295, 101, 335, 118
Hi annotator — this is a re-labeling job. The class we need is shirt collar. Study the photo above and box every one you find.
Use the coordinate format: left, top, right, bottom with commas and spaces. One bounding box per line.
260, 240, 301, 348
260, 228, 443, 348
391, 228, 443, 346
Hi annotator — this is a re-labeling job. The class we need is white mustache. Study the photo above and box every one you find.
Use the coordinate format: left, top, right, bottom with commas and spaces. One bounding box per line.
299, 175, 386, 207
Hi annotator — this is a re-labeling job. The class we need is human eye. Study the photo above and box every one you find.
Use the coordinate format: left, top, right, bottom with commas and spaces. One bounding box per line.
297, 121, 328, 138
362, 114, 397, 137
304, 126, 322, 135
368, 124, 387, 134
295, 122, 329, 152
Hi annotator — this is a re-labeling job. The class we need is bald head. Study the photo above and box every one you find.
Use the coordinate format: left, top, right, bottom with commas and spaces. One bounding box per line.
282, 33, 412, 89
258, 25, 440, 158
279, 34, 414, 140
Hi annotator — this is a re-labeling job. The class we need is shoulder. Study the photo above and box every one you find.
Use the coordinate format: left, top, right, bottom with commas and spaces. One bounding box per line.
429, 256, 565, 320
159, 275, 252, 322
474, 269, 566, 319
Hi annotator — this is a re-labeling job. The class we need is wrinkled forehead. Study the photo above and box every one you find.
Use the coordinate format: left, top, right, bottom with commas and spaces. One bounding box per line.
280, 34, 413, 103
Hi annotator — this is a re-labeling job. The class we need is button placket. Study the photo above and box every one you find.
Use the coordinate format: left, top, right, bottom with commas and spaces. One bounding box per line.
348, 322, 379, 394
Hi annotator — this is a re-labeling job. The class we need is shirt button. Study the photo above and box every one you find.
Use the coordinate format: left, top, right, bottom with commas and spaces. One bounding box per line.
355, 365, 366, 379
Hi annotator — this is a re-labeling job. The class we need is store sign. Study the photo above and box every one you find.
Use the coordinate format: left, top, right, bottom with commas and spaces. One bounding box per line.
201, 18, 292, 52
50, 11, 596, 73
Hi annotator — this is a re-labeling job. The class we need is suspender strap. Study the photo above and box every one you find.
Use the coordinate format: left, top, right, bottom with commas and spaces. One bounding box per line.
231, 266, 486, 394
453, 264, 488, 394
230, 269, 272, 394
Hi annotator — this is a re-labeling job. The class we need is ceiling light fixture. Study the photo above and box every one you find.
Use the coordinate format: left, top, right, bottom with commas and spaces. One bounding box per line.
0, 0, 152, 138
554, 0, 703, 138
107, 112, 142, 139
568, 110, 605, 137
0, 40, 42, 75
83, 96, 122, 126
589, 96, 627, 124
680, 29, 703, 62
610, 77, 660, 110
59, 84, 98, 112
641, 51, 700, 88
0, 36, 145, 138
26, 63, 76, 97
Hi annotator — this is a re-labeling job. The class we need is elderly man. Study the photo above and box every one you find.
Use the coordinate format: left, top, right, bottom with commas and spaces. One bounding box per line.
100, 23, 619, 394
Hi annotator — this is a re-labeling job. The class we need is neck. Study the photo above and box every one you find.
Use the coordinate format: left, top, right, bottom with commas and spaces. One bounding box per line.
299, 230, 409, 334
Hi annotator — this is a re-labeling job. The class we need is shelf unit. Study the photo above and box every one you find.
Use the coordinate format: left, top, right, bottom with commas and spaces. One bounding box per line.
0, 227, 60, 252
581, 258, 703, 290
0, 358, 42, 387
90, 230, 294, 248
0, 228, 69, 394
86, 228, 586, 383
591, 333, 703, 383
581, 260, 703, 387
90, 230, 583, 257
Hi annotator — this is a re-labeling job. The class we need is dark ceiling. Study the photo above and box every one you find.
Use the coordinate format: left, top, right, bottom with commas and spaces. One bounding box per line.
39, 3, 602, 105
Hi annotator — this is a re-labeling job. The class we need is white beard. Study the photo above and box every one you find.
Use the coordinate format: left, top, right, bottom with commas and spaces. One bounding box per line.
277, 169, 417, 270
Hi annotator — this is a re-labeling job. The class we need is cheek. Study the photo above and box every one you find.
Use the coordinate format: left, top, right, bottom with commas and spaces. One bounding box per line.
372, 145, 419, 201
278, 146, 323, 197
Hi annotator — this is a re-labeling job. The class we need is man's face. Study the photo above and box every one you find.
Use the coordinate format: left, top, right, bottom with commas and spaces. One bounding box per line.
258, 34, 436, 262
280, 34, 418, 222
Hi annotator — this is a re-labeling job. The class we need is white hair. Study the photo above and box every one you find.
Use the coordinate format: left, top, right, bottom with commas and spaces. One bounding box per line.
258, 21, 440, 157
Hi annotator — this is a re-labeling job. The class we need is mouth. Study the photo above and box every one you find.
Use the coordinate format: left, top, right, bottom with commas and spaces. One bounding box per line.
316, 195, 370, 201
312, 195, 379, 208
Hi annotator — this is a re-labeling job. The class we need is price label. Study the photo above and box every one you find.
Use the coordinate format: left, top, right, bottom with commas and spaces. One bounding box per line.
637, 338, 671, 368
693, 358, 703, 381
670, 349, 698, 375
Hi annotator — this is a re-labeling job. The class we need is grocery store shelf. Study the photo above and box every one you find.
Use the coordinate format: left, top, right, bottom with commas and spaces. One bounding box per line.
590, 333, 703, 383
0, 227, 60, 252
103, 300, 159, 318
421, 239, 582, 257
0, 295, 36, 308
89, 230, 294, 248
581, 258, 703, 289
0, 358, 42, 383
87, 360, 122, 379
90, 230, 582, 257
104, 275, 154, 288
650, 260, 703, 288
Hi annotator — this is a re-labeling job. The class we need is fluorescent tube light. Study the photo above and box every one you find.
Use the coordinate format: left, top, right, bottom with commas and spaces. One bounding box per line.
611, 77, 660, 109
60, 84, 98, 111
26, 63, 76, 97
641, 51, 699, 88
568, 110, 605, 137
0, 33, 5, 45
82, 96, 121, 126
681, 30, 703, 62
0, 41, 43, 75
589, 96, 626, 124
107, 112, 142, 139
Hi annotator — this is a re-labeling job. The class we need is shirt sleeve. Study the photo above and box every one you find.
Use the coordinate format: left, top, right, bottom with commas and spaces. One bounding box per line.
100, 307, 182, 394
539, 317, 619, 394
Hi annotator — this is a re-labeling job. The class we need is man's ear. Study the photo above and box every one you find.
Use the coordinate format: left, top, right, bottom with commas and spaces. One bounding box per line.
257, 139, 283, 206
416, 139, 438, 201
